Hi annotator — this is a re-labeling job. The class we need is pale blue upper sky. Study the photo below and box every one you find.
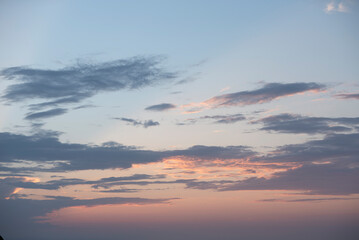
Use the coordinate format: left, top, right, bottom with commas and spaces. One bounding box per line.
1, 0, 358, 150
1, 0, 359, 150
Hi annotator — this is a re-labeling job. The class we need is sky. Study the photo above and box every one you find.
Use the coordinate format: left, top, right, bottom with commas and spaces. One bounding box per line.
0, 0, 359, 239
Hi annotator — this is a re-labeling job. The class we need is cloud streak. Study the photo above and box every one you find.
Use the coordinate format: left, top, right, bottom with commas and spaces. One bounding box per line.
254, 113, 359, 134
335, 92, 359, 100
25, 108, 68, 120
145, 103, 176, 111
178, 113, 246, 125
0, 174, 167, 195
115, 117, 160, 128
183, 82, 325, 112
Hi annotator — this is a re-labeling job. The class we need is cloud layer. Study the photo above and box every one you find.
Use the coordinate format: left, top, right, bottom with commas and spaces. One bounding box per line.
254, 113, 359, 134
0, 132, 255, 172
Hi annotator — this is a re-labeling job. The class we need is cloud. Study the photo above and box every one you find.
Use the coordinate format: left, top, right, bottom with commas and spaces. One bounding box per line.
205, 82, 325, 107
1, 56, 177, 109
259, 197, 358, 203
0, 132, 164, 171
115, 117, 160, 128
325, 1, 349, 13
145, 103, 176, 111
334, 93, 359, 100
263, 133, 359, 164
185, 162, 359, 195
92, 179, 192, 189
25, 108, 68, 120
98, 188, 139, 193
0, 132, 256, 172
0, 181, 18, 199
72, 104, 97, 110
183, 82, 325, 112
254, 113, 359, 134
179, 133, 359, 195
0, 195, 177, 238
0, 174, 167, 193
1, 131, 358, 196
178, 113, 246, 125
169, 145, 255, 160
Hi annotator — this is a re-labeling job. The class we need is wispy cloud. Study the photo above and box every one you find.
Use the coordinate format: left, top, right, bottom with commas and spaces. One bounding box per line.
0, 174, 167, 194
25, 108, 68, 120
324, 1, 349, 13
253, 113, 359, 134
182, 82, 325, 113
178, 113, 246, 125
259, 197, 358, 203
114, 117, 160, 128
334, 92, 359, 100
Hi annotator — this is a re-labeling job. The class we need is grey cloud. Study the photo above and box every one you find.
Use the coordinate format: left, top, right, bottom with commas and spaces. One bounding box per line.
25, 108, 68, 120
182, 133, 359, 195
98, 189, 139, 193
143, 120, 160, 128
0, 132, 165, 171
72, 104, 97, 110
219, 163, 359, 195
263, 133, 359, 164
0, 174, 168, 194
1, 131, 357, 171
335, 93, 359, 100
1, 56, 177, 109
254, 113, 359, 134
2, 131, 358, 196
0, 132, 256, 172
0, 195, 177, 239
0, 182, 18, 199
145, 103, 176, 111
169, 145, 255, 160
179, 113, 246, 125
259, 197, 359, 203
115, 117, 160, 128
185, 162, 359, 195
92, 179, 192, 189
27, 95, 90, 111
204, 82, 325, 108
204, 113, 245, 124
